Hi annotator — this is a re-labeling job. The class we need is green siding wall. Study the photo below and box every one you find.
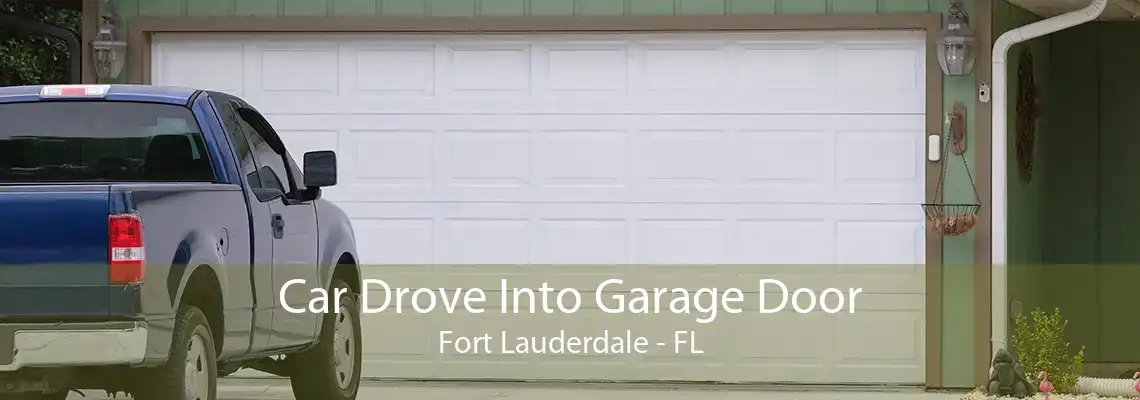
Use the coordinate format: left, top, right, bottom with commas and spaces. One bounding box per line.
1079, 24, 1140, 364
1041, 24, 1101, 367
1030, 23, 1140, 366
997, 1, 1140, 371
105, 0, 981, 387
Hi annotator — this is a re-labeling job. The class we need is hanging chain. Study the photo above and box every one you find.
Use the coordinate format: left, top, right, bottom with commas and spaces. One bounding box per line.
931, 120, 981, 206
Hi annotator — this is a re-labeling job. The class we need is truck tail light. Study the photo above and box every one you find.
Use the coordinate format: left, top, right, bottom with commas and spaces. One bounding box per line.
109, 213, 145, 285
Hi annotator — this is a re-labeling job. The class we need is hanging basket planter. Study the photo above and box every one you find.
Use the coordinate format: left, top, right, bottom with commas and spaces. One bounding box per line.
923, 124, 982, 237
922, 203, 980, 237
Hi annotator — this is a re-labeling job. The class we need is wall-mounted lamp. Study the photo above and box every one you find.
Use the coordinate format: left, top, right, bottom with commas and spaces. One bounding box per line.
937, 1, 977, 76
91, 0, 126, 81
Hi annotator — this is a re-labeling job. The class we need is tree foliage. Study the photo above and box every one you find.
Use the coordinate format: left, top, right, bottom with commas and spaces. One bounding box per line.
1, 0, 81, 86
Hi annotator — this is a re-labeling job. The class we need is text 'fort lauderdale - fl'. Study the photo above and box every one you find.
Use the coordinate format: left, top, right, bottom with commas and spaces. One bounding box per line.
281, 278, 865, 323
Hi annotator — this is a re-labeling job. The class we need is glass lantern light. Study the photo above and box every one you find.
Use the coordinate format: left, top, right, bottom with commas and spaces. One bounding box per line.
937, 1, 977, 76
91, 13, 127, 81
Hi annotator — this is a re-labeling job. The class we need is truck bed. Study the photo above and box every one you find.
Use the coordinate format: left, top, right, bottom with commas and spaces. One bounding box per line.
0, 184, 127, 320
0, 183, 251, 323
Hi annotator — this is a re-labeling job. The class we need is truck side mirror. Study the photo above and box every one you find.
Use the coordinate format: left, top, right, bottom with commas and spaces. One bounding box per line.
302, 150, 337, 188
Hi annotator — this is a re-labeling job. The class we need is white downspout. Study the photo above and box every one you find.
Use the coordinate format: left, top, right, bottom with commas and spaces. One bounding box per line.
991, 0, 1108, 359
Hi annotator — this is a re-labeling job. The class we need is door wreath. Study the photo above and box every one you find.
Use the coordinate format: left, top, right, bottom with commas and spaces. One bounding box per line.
1016, 49, 1040, 183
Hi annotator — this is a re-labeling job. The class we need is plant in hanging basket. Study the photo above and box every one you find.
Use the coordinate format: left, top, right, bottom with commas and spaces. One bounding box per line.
921, 129, 983, 237
922, 203, 981, 237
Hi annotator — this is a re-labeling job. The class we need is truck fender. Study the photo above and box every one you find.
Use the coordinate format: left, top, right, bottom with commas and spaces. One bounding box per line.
144, 231, 227, 365
313, 224, 360, 335
168, 230, 227, 310
318, 224, 359, 290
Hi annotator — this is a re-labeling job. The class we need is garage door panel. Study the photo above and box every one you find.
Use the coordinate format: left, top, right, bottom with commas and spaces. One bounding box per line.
838, 312, 923, 360
346, 217, 926, 265
354, 268, 922, 303
736, 219, 835, 265
266, 113, 918, 130
155, 32, 924, 116
836, 131, 924, 185
352, 268, 923, 383
337, 202, 924, 218
252, 94, 924, 115
358, 299, 922, 382
150, 40, 245, 95
352, 276, 914, 304
155, 31, 927, 385
335, 128, 439, 203
233, 34, 920, 115
359, 311, 436, 364
367, 312, 918, 383
265, 114, 923, 204
338, 203, 922, 266
734, 313, 831, 360
351, 44, 439, 94
728, 317, 841, 382
834, 315, 925, 382
836, 220, 925, 265
441, 42, 534, 94
354, 177, 926, 205
325, 167, 927, 205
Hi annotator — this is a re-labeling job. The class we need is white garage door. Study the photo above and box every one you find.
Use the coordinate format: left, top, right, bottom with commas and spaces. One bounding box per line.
154, 31, 928, 385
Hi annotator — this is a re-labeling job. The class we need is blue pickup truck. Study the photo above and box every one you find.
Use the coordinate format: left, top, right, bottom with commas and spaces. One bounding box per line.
0, 84, 363, 400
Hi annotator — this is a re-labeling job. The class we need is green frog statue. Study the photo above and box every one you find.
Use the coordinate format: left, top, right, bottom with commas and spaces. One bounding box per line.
986, 348, 1037, 398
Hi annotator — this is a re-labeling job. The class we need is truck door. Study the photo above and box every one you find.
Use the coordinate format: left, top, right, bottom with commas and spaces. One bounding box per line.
211, 95, 276, 353
233, 103, 322, 348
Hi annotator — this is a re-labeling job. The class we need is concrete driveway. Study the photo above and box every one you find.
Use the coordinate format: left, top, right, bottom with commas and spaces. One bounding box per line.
63, 378, 968, 400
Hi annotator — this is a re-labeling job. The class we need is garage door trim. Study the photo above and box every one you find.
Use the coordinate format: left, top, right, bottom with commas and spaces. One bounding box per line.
107, 12, 965, 388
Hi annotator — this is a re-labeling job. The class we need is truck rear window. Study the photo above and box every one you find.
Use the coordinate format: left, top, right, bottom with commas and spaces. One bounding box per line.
0, 101, 215, 183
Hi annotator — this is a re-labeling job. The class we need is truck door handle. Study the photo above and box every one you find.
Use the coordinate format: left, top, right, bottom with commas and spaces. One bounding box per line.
271, 214, 285, 239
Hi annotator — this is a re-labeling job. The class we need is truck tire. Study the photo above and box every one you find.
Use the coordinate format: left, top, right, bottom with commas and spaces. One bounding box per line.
133, 305, 217, 400
287, 279, 362, 400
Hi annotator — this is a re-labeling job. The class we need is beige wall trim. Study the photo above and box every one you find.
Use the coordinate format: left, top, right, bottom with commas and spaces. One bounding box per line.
109, 12, 953, 389
974, 0, 995, 388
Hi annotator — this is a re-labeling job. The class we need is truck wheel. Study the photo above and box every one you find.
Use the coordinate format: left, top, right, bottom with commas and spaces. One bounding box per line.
134, 305, 217, 400
287, 279, 362, 400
